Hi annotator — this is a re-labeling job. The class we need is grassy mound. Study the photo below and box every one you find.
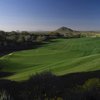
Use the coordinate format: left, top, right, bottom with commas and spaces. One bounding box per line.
0, 37, 100, 81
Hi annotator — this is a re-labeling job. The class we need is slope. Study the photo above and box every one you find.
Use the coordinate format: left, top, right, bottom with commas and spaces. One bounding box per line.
0, 37, 100, 81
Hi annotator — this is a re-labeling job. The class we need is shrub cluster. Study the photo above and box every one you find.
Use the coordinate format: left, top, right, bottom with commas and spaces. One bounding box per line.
0, 31, 81, 54
0, 71, 100, 100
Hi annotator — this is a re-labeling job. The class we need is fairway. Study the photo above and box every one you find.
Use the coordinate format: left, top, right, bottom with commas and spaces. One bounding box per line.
0, 37, 100, 81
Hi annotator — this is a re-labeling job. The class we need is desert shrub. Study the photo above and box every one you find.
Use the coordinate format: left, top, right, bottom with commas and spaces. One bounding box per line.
0, 90, 13, 100
24, 72, 61, 100
82, 78, 100, 91
36, 35, 46, 42
71, 78, 100, 100
48, 32, 62, 39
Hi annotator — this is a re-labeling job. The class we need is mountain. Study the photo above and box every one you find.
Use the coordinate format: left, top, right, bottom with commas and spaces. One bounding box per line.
55, 26, 74, 34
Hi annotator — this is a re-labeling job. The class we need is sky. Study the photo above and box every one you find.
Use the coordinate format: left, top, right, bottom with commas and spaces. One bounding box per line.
0, 0, 100, 31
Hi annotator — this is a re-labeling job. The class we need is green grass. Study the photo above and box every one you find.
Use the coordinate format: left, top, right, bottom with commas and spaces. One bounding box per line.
1, 37, 100, 81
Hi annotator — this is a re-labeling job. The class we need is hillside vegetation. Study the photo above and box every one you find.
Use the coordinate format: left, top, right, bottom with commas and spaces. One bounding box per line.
0, 27, 80, 52
0, 37, 100, 80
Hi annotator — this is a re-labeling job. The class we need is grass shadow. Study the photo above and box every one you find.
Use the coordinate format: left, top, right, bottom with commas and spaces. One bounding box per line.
0, 71, 14, 78
0, 39, 61, 57
60, 70, 100, 88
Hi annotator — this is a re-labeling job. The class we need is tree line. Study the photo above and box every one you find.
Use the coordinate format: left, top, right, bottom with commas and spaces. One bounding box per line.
0, 30, 81, 55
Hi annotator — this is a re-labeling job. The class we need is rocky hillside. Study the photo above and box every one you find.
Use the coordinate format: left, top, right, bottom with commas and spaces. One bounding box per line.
55, 26, 80, 38
56, 26, 73, 34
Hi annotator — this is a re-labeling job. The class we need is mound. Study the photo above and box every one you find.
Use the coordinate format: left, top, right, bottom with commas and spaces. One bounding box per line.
56, 26, 73, 34
55, 26, 80, 38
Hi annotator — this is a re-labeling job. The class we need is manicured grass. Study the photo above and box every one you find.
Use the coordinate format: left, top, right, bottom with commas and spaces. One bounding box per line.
0, 37, 100, 81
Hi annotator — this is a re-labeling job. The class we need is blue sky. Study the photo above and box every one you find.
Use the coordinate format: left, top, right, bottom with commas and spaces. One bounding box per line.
0, 0, 100, 31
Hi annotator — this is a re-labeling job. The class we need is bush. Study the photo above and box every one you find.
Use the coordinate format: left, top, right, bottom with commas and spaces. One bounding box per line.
0, 90, 13, 100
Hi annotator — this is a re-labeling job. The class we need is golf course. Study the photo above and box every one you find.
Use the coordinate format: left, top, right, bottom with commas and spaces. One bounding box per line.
0, 37, 100, 81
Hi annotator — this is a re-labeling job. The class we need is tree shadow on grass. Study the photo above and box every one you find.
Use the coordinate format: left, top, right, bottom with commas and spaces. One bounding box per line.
0, 39, 60, 57
0, 71, 14, 78
60, 70, 100, 88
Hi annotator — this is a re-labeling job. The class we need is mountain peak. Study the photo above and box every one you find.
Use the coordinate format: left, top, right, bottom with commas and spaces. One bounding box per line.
56, 26, 73, 34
